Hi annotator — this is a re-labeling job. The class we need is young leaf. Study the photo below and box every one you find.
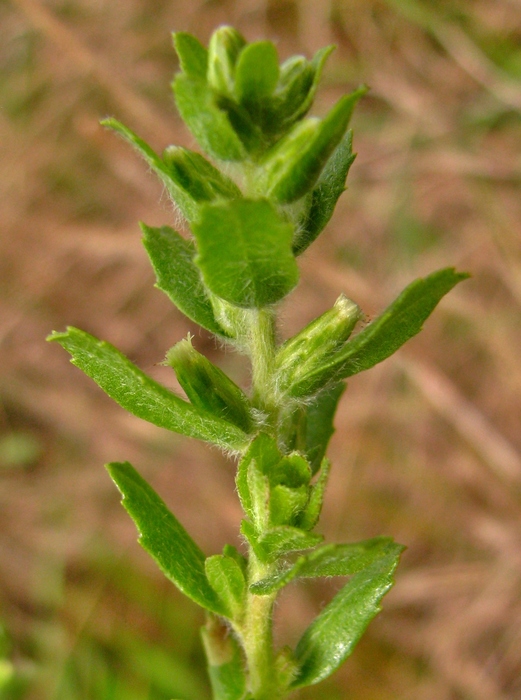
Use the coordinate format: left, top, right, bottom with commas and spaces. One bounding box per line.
47, 327, 248, 451
201, 616, 247, 700
205, 554, 246, 620
234, 41, 280, 104
291, 548, 403, 687
173, 31, 208, 79
262, 87, 367, 203
294, 130, 356, 255
236, 434, 282, 520
173, 74, 246, 161
271, 46, 335, 132
257, 526, 323, 563
269, 485, 309, 527
287, 267, 470, 398
207, 26, 246, 96
107, 461, 226, 615
250, 537, 401, 595
101, 118, 200, 221
140, 224, 227, 337
166, 336, 253, 433
162, 146, 242, 204
275, 295, 361, 393
297, 458, 331, 531
192, 199, 299, 308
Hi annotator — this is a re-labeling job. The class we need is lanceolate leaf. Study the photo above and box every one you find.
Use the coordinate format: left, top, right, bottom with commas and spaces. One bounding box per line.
205, 554, 246, 620
294, 130, 356, 255
141, 224, 227, 337
250, 537, 401, 595
193, 199, 299, 308
48, 327, 248, 451
107, 461, 227, 615
287, 268, 470, 398
291, 547, 403, 688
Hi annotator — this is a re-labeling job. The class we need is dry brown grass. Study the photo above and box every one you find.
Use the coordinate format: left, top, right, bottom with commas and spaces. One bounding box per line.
1, 1, 521, 698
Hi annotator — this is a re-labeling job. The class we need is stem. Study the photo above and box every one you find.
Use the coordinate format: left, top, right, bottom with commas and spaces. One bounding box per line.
240, 554, 283, 700
248, 307, 278, 425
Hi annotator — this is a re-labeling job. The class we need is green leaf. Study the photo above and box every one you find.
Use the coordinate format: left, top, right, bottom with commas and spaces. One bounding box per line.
303, 383, 346, 474
201, 617, 247, 700
291, 45, 336, 123
250, 537, 401, 595
162, 146, 242, 205
192, 199, 299, 308
107, 461, 226, 615
297, 458, 330, 531
235, 41, 280, 103
47, 327, 248, 451
236, 435, 282, 520
205, 554, 246, 620
173, 74, 246, 161
207, 26, 246, 96
173, 31, 208, 79
269, 485, 309, 527
291, 547, 404, 687
101, 118, 199, 221
275, 295, 361, 394
166, 336, 253, 433
261, 87, 367, 203
287, 268, 470, 398
256, 526, 323, 563
294, 130, 356, 255
269, 453, 311, 489
140, 224, 227, 337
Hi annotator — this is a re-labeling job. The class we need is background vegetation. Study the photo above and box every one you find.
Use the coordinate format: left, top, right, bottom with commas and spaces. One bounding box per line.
1, 0, 521, 698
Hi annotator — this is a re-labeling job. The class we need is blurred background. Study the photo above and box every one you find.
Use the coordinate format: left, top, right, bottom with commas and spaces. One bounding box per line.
1, 0, 521, 698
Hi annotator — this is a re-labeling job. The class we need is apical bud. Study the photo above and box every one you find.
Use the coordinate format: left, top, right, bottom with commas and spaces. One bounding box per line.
166, 336, 253, 433
207, 26, 246, 96
275, 294, 361, 396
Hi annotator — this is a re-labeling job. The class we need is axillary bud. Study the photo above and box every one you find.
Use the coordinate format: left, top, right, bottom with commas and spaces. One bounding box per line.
275, 294, 361, 394
166, 336, 252, 433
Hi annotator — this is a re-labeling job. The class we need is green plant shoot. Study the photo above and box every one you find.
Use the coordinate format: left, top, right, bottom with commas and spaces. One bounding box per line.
48, 25, 468, 699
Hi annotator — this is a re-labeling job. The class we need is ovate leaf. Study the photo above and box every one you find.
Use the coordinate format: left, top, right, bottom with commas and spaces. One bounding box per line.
47, 327, 247, 451
141, 224, 227, 337
288, 268, 470, 398
192, 199, 299, 308
107, 461, 226, 615
291, 547, 403, 687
